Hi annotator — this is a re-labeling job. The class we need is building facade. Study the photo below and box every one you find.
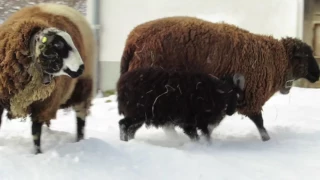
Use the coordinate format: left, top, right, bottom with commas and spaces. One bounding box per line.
87, 0, 306, 92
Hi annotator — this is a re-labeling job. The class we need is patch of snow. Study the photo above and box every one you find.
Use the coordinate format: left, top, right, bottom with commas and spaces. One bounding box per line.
0, 87, 320, 179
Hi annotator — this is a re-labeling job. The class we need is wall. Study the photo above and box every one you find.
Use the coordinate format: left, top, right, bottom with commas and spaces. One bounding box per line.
295, 0, 320, 88
88, 0, 303, 91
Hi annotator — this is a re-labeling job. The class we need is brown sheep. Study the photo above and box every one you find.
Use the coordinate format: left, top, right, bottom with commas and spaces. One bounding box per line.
0, 3, 96, 154
119, 16, 320, 142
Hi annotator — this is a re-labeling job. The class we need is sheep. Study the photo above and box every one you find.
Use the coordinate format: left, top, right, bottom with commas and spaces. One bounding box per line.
117, 67, 245, 141
119, 16, 320, 141
0, 3, 96, 154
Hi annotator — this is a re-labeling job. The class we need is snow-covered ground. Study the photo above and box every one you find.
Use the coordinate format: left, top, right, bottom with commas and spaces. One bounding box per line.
0, 87, 320, 180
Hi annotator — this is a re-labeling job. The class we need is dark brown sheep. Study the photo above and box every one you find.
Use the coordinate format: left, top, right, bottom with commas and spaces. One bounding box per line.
0, 3, 96, 154
120, 16, 320, 141
117, 67, 245, 141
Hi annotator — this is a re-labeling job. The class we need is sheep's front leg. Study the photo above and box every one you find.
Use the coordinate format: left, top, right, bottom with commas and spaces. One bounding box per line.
73, 101, 91, 142
119, 117, 144, 141
73, 103, 87, 142
199, 125, 212, 141
76, 117, 85, 141
31, 120, 43, 154
248, 113, 270, 141
0, 107, 3, 129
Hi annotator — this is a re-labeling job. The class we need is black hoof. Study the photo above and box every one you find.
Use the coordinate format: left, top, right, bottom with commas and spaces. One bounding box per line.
190, 136, 200, 142
262, 135, 270, 141
34, 147, 42, 154
76, 135, 84, 142
260, 130, 271, 141
119, 124, 128, 141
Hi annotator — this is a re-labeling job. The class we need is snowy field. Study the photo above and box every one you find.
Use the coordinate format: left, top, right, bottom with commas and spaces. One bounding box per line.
0, 87, 320, 180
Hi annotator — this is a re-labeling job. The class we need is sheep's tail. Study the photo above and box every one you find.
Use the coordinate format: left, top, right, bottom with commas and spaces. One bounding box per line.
120, 45, 136, 75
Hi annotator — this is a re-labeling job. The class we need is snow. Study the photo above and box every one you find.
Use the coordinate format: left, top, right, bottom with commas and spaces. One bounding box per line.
0, 87, 320, 180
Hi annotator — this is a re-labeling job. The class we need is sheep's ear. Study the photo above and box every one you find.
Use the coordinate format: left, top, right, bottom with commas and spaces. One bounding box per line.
233, 73, 245, 90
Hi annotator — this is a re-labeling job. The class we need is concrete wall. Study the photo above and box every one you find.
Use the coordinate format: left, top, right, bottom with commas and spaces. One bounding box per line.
87, 0, 304, 91
295, 0, 320, 88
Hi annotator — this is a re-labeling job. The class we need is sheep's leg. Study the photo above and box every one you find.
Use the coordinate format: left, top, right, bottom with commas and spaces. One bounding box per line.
182, 125, 199, 141
248, 113, 270, 141
73, 98, 91, 142
199, 126, 211, 141
31, 120, 43, 154
119, 118, 129, 141
119, 117, 144, 141
76, 117, 85, 141
0, 106, 3, 129
127, 121, 144, 140
74, 105, 88, 142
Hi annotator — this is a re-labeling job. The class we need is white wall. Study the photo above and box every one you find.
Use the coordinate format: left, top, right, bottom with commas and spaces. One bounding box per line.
94, 0, 303, 63
86, 0, 304, 90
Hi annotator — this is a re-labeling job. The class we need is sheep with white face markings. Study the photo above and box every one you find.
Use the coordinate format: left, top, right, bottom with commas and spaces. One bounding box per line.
0, 3, 96, 154
117, 67, 245, 141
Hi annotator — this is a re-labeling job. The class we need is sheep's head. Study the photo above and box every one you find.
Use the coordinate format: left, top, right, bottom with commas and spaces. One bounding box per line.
210, 73, 246, 115
281, 37, 320, 94
31, 27, 85, 84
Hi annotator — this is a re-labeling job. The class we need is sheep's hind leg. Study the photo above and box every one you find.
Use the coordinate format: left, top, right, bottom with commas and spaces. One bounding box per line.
199, 125, 211, 142
31, 120, 43, 154
119, 117, 144, 141
182, 125, 199, 141
248, 113, 270, 141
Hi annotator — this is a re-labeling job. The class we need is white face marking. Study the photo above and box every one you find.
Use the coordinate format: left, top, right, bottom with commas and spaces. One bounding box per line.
34, 27, 84, 78
54, 29, 84, 72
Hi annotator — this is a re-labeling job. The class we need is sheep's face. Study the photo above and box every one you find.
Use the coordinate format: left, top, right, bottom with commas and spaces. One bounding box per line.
33, 27, 85, 84
291, 43, 320, 83
211, 73, 246, 115
280, 41, 320, 94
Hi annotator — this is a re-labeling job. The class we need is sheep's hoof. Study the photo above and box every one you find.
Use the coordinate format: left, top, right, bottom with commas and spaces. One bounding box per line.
204, 135, 212, 142
76, 136, 84, 142
34, 147, 42, 154
260, 130, 271, 141
119, 124, 128, 141
191, 136, 200, 142
120, 133, 128, 141
261, 135, 270, 141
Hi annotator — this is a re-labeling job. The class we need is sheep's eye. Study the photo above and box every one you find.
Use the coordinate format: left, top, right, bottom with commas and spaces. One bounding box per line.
54, 41, 64, 49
